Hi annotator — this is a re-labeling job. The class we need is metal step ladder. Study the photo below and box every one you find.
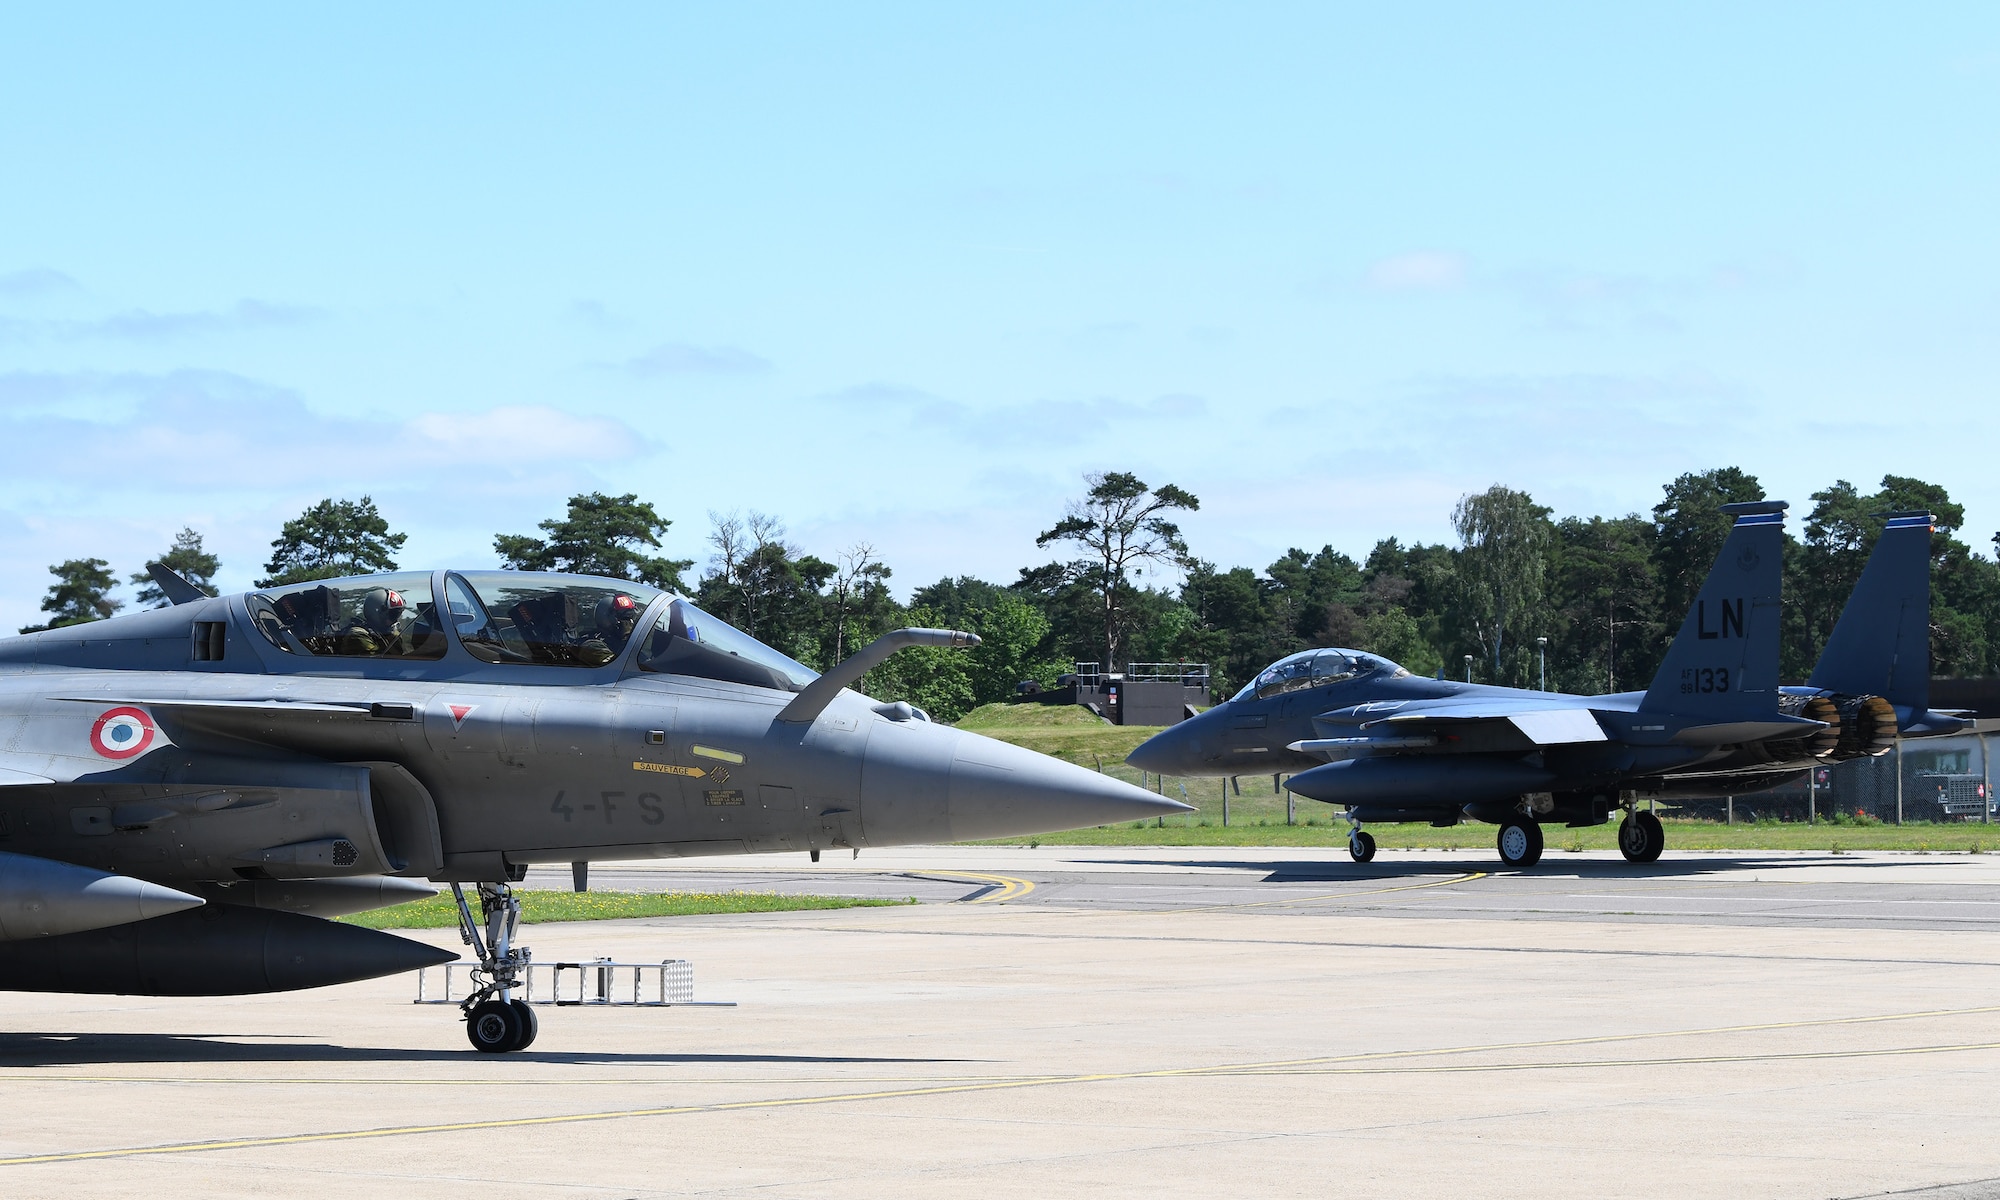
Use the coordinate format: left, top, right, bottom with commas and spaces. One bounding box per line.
416, 956, 735, 1007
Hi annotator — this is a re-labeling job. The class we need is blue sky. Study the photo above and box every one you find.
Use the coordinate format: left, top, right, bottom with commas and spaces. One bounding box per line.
2, 5, 1996, 630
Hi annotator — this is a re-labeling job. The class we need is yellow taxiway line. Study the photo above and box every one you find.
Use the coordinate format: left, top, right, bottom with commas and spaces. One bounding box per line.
922, 871, 1036, 903
7, 1001, 2000, 1167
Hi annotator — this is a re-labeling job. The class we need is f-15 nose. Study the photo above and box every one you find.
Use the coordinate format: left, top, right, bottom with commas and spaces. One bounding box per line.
1126, 713, 1206, 775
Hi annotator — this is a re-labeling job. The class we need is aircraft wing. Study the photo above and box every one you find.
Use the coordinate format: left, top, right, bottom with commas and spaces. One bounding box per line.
1309, 698, 1613, 747
0, 762, 55, 786
1311, 695, 1825, 751
4, 695, 412, 773
1365, 706, 1610, 745
52, 696, 378, 717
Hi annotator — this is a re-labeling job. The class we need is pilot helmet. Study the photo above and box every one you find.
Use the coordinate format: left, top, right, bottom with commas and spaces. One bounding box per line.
596, 592, 640, 633
362, 587, 407, 631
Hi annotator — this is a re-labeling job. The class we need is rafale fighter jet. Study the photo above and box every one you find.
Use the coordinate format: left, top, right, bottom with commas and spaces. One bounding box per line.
1129, 506, 1965, 868
0, 568, 1187, 1051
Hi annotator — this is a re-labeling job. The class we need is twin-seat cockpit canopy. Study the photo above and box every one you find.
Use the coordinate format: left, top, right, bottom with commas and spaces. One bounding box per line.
1233, 647, 1411, 702
247, 570, 818, 692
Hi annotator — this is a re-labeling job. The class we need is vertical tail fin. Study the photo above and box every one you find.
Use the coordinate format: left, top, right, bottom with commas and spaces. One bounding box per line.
1640, 501, 1787, 718
1805, 513, 1932, 709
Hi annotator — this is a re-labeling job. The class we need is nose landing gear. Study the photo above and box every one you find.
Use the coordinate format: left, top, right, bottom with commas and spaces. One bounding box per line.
1343, 812, 1377, 862
451, 882, 539, 1053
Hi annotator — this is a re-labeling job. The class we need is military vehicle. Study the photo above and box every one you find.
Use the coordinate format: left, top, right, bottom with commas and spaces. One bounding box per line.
0, 568, 1187, 1050
1128, 506, 1965, 868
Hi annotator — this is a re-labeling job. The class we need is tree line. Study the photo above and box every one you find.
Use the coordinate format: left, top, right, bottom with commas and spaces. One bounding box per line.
19, 469, 2000, 724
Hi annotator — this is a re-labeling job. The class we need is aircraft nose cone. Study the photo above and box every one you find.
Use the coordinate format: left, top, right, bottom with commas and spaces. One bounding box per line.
860, 722, 1190, 846
0, 851, 207, 941
130, 879, 208, 922
946, 734, 1191, 840
1127, 715, 1206, 775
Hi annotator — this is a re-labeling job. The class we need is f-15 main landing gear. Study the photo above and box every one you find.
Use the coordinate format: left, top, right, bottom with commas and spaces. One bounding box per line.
1618, 808, 1665, 864
451, 882, 539, 1053
1496, 816, 1543, 868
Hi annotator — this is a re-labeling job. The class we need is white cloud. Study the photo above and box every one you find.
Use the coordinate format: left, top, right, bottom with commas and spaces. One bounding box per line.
0, 267, 80, 299
1366, 251, 1469, 291
76, 299, 322, 340
0, 299, 323, 343
0, 369, 663, 631
0, 369, 652, 490
406, 406, 648, 463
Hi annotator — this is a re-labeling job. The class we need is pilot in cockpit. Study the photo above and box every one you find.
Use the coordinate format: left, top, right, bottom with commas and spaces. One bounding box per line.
575, 593, 642, 666
337, 587, 409, 656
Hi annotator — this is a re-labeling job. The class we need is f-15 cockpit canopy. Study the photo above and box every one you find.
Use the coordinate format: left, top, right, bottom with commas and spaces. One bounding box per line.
246, 569, 819, 692
1233, 647, 1410, 702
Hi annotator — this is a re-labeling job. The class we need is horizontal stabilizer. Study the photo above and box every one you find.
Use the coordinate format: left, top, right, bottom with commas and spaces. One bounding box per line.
1670, 716, 1827, 746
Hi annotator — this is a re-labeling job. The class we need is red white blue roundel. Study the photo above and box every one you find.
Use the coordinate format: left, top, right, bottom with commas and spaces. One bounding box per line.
89, 706, 156, 760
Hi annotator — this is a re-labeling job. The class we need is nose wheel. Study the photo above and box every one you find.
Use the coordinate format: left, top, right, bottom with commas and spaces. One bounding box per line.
451, 882, 539, 1053
1496, 817, 1543, 868
1618, 810, 1665, 863
1347, 830, 1377, 863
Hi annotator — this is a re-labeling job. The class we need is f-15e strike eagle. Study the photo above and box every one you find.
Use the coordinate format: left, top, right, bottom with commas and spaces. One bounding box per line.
1129, 505, 1966, 867
0, 569, 1187, 1051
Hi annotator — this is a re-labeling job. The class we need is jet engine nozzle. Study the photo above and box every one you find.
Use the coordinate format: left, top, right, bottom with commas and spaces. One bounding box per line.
0, 851, 205, 942
1829, 694, 1899, 760
1773, 693, 1843, 761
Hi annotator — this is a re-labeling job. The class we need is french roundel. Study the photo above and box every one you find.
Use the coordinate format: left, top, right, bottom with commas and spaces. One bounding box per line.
89, 706, 156, 760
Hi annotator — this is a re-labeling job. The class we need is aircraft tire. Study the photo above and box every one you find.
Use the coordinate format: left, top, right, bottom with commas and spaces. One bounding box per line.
509, 1000, 539, 1051
467, 999, 524, 1053
1635, 811, 1665, 863
1348, 831, 1377, 863
1618, 817, 1643, 861
1619, 812, 1666, 864
1497, 818, 1543, 869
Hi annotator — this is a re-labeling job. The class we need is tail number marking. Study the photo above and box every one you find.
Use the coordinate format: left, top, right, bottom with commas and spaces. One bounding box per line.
1680, 667, 1731, 695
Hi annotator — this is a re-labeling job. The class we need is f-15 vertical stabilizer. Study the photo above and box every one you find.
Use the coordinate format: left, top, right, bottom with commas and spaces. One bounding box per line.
1639, 501, 1787, 720
1806, 513, 1933, 710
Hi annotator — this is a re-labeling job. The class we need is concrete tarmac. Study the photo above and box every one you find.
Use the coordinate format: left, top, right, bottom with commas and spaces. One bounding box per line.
4, 847, 2000, 1198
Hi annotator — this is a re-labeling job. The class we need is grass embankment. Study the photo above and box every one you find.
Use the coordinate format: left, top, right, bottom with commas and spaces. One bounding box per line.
341, 890, 915, 930
954, 702, 2000, 854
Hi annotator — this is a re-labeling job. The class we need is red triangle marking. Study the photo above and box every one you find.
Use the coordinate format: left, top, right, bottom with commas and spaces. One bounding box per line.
449, 704, 475, 729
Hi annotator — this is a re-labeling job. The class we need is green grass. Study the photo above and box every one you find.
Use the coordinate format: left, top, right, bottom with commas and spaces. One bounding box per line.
340, 889, 916, 930
954, 701, 2000, 854
956, 701, 1150, 773
977, 816, 2000, 853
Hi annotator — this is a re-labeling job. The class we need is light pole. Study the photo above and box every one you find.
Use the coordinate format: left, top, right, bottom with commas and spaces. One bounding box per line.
1537, 636, 1548, 692
1463, 654, 1473, 683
